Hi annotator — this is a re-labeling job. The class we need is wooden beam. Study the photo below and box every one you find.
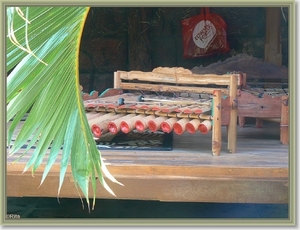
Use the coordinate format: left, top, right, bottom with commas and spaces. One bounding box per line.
6, 174, 288, 204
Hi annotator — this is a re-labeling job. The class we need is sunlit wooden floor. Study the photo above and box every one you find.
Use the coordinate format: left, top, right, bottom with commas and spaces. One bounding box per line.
7, 120, 289, 204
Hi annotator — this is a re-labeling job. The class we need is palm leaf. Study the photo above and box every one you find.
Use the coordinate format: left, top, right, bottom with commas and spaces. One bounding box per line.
6, 6, 123, 210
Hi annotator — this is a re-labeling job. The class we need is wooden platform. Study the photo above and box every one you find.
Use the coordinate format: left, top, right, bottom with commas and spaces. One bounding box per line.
6, 121, 288, 204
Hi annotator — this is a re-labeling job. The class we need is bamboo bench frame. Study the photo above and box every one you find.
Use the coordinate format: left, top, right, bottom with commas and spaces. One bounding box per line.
110, 68, 241, 156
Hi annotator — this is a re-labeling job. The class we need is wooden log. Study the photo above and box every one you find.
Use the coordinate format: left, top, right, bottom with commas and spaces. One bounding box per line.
108, 114, 136, 134
173, 118, 189, 135
148, 116, 168, 132
135, 115, 156, 132
117, 71, 233, 86
120, 114, 146, 134
199, 120, 212, 134
186, 119, 202, 134
212, 90, 222, 156
161, 117, 178, 133
91, 113, 125, 138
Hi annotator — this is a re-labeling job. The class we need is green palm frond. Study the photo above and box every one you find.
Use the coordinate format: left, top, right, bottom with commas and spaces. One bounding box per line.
6, 6, 123, 210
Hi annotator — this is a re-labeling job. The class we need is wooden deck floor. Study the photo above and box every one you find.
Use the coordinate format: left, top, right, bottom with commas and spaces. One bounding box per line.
6, 121, 289, 204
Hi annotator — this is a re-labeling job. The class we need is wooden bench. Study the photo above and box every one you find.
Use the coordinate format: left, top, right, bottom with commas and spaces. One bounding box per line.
237, 75, 289, 145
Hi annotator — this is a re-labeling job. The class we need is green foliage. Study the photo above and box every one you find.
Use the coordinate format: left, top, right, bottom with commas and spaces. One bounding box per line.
6, 7, 123, 211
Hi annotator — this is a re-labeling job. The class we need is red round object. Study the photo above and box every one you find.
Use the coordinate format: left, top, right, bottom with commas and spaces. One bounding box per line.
120, 121, 130, 133
173, 123, 183, 135
135, 121, 145, 132
186, 123, 196, 134
199, 124, 208, 134
108, 122, 118, 134
91, 125, 101, 138
148, 121, 157, 132
161, 122, 171, 133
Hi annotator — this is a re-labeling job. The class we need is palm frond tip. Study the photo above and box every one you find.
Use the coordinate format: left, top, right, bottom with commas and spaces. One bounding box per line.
6, 6, 122, 210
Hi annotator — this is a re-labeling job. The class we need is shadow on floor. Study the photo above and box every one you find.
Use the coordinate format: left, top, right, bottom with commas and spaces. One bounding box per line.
6, 197, 288, 219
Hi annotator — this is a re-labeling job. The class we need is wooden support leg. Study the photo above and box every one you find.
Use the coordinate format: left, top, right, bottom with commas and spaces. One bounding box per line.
238, 73, 247, 128
212, 90, 222, 156
280, 96, 289, 145
227, 75, 238, 153
256, 118, 263, 128
239, 116, 245, 127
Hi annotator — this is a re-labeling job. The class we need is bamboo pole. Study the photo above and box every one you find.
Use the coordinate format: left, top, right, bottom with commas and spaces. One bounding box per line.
148, 116, 168, 132
199, 120, 212, 134
135, 115, 156, 132
186, 119, 202, 134
161, 117, 178, 133
87, 112, 112, 127
91, 113, 125, 138
120, 114, 146, 134
173, 118, 189, 135
108, 114, 136, 134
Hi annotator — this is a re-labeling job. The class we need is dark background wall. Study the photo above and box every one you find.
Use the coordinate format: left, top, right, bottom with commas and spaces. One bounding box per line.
79, 7, 288, 93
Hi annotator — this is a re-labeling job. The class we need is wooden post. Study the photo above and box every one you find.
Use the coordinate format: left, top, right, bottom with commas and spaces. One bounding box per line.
212, 90, 222, 156
114, 71, 121, 89
265, 7, 282, 66
227, 75, 238, 153
280, 95, 289, 145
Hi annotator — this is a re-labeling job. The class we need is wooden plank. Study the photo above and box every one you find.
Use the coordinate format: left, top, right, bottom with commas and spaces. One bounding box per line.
6, 175, 288, 204
238, 91, 282, 118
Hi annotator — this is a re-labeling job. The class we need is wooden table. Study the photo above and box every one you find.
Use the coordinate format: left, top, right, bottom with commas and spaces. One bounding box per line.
7, 122, 288, 204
